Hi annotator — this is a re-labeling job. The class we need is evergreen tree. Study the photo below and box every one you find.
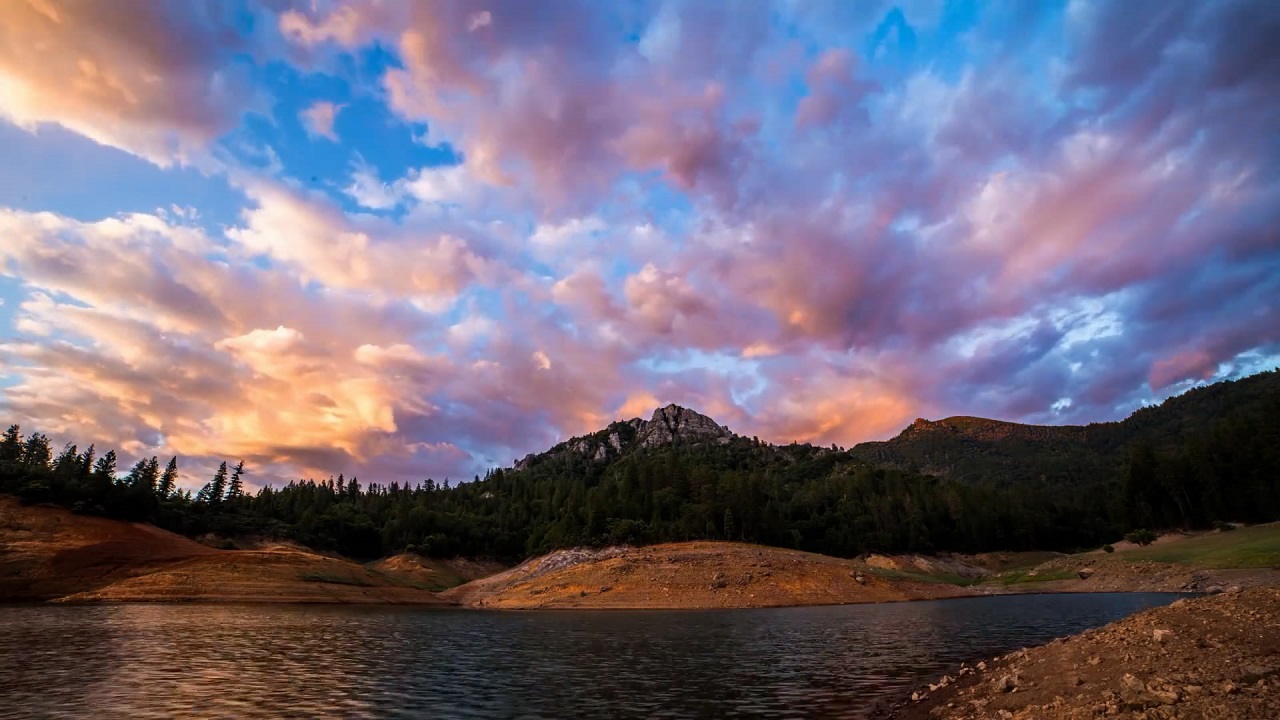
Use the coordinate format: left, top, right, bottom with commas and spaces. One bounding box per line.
157, 457, 178, 498
92, 450, 117, 487
144, 457, 160, 493
208, 462, 228, 504
79, 444, 95, 484
53, 443, 80, 480
21, 433, 53, 471
0, 425, 22, 470
124, 458, 150, 488
227, 461, 245, 500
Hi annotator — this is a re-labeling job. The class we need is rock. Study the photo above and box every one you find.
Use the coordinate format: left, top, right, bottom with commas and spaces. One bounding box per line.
1204, 584, 1226, 594
598, 585, 612, 593
1069, 675, 1084, 687
637, 404, 732, 448
1225, 585, 1242, 595
994, 674, 1019, 693
1239, 665, 1275, 684
1088, 656, 1102, 666
1122, 674, 1144, 692
911, 691, 926, 702
1153, 628, 1173, 644
1221, 680, 1239, 694
1078, 567, 1094, 580
977, 662, 987, 671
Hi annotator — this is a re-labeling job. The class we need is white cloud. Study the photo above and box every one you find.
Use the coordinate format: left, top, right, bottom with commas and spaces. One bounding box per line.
299, 101, 344, 141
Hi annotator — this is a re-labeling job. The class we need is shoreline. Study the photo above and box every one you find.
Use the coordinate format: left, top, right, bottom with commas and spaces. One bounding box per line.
885, 587, 1280, 719
10, 585, 1201, 610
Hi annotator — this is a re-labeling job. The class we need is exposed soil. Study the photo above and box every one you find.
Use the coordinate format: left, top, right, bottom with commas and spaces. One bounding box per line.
888, 587, 1280, 719
0, 497, 450, 604
440, 541, 976, 609
369, 553, 509, 592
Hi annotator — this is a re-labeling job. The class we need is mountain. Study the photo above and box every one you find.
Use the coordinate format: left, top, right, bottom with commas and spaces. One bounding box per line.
513, 404, 733, 470
3, 371, 1277, 562
848, 370, 1280, 486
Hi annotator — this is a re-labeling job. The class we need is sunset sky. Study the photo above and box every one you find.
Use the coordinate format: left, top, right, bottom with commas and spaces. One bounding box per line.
0, 0, 1277, 489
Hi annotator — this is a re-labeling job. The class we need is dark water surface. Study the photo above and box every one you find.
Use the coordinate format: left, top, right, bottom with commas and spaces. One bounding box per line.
0, 593, 1178, 719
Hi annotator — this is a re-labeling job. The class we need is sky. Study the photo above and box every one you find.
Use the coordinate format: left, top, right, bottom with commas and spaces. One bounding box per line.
0, 0, 1277, 490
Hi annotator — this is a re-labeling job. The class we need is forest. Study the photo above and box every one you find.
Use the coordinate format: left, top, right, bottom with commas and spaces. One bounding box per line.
1, 370, 1277, 561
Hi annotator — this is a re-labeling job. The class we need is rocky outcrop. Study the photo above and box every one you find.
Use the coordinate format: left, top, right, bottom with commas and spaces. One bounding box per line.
510, 405, 734, 470
637, 404, 732, 448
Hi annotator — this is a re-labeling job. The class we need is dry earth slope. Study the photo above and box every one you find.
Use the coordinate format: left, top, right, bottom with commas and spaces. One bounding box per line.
441, 541, 977, 609
0, 497, 451, 604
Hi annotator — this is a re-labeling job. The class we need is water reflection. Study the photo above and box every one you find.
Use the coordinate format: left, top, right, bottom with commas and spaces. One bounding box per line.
0, 593, 1177, 719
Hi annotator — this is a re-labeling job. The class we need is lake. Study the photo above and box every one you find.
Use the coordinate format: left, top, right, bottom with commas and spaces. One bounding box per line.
0, 593, 1178, 719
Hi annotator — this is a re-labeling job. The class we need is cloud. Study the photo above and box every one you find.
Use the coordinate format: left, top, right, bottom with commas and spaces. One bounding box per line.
2, 0, 1278, 490
299, 101, 344, 141
0, 0, 276, 165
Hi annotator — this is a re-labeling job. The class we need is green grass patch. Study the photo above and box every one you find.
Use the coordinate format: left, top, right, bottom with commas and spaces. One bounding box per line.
299, 571, 377, 587
1120, 523, 1280, 569
366, 567, 465, 592
993, 568, 1080, 586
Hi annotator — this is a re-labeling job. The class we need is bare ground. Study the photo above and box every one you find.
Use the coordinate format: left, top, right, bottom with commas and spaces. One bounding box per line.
0, 497, 451, 604
440, 541, 976, 609
888, 587, 1280, 719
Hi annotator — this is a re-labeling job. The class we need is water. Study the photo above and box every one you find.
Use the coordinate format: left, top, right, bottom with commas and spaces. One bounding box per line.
0, 593, 1178, 719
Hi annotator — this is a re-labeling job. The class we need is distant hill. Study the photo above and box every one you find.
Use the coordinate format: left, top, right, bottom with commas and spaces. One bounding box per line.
846, 370, 1280, 486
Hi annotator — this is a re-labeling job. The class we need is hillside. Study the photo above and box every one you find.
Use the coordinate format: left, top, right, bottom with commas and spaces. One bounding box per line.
850, 369, 1280, 486
0, 497, 456, 604
441, 541, 976, 609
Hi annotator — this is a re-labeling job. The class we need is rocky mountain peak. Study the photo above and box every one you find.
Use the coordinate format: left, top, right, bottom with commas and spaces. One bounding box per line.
637, 404, 732, 448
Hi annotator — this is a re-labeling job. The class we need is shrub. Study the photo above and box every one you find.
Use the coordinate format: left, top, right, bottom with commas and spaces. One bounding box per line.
1103, 544, 1115, 553
1124, 529, 1158, 546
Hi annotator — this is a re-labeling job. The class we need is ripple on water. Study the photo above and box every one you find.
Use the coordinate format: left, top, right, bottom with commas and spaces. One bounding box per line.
0, 593, 1179, 719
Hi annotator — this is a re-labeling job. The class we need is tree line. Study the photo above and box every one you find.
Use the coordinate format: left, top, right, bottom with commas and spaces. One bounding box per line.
1, 370, 1277, 560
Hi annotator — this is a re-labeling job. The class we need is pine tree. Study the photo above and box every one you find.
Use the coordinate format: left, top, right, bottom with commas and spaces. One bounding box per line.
92, 450, 117, 489
227, 461, 245, 500
124, 458, 150, 488
143, 457, 160, 493
336, 473, 346, 500
79, 444, 95, 484
0, 425, 22, 469
21, 433, 53, 471
157, 457, 178, 498
208, 462, 228, 504
53, 443, 80, 479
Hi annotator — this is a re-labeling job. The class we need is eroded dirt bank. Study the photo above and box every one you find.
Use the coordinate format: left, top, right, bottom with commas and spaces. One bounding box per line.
440, 541, 976, 609
888, 588, 1280, 719
0, 498, 453, 604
